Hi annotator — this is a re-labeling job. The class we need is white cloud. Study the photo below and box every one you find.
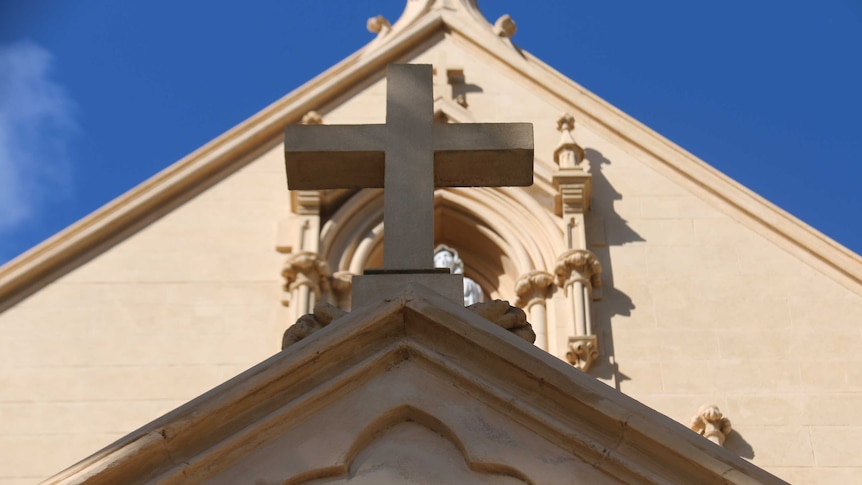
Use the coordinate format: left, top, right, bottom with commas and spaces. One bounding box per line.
0, 40, 77, 230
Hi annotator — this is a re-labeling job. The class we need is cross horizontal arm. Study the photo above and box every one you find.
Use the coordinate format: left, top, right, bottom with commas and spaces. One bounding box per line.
284, 124, 388, 190
433, 122, 534, 187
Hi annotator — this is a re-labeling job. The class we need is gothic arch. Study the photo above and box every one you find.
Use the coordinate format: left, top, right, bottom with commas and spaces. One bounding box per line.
319, 185, 561, 302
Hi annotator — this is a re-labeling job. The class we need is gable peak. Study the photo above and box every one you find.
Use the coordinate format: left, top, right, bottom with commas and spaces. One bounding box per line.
390, 0, 496, 35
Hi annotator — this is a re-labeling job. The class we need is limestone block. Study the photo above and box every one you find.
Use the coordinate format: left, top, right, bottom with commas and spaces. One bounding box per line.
661, 361, 801, 394
735, 426, 814, 467
639, 195, 724, 219
625, 219, 696, 246
615, 362, 664, 395
813, 427, 862, 466
801, 394, 862, 426
801, 362, 862, 392
644, 244, 739, 277
612, 328, 720, 362
766, 466, 862, 484
723, 395, 805, 426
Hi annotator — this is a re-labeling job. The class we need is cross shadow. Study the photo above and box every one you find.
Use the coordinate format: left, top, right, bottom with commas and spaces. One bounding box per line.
583, 148, 642, 390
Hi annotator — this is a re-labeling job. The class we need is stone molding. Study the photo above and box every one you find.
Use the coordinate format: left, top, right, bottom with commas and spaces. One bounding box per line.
281, 252, 331, 306
514, 270, 555, 308
554, 249, 602, 290
689, 405, 732, 447
566, 335, 599, 372
290, 190, 321, 216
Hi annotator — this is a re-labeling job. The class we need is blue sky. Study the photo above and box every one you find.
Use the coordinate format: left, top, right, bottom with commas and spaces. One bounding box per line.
1, 1, 860, 265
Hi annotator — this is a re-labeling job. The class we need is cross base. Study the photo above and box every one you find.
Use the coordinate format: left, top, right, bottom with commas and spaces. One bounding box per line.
352, 272, 464, 308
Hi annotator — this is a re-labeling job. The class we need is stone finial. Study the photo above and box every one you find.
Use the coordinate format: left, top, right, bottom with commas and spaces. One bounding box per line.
467, 300, 536, 343
689, 404, 732, 446
514, 271, 555, 308
566, 335, 599, 371
554, 114, 585, 170
282, 302, 348, 349
367, 15, 392, 35
493, 14, 517, 38
554, 249, 602, 290
281, 252, 330, 306
301, 111, 323, 125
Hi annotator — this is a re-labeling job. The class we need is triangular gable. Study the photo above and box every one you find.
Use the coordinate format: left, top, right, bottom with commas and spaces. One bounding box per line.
43, 284, 785, 484
2, 0, 860, 313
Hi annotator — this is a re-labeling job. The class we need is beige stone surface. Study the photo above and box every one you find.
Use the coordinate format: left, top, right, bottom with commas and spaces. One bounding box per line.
42, 289, 783, 484
0, 0, 860, 483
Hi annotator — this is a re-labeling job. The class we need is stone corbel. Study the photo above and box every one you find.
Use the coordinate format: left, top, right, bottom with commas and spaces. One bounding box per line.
281, 252, 331, 317
689, 405, 732, 447
566, 335, 599, 372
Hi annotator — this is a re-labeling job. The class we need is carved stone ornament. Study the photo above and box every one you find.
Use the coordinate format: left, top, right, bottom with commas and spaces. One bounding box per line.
514, 270, 555, 308
493, 14, 517, 38
366, 15, 392, 35
554, 114, 586, 170
282, 302, 348, 349
301, 110, 323, 125
689, 404, 732, 447
467, 299, 536, 343
566, 335, 599, 371
281, 252, 330, 306
554, 249, 602, 289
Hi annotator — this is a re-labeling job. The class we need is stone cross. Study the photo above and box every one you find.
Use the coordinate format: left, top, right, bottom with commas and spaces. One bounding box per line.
284, 64, 533, 272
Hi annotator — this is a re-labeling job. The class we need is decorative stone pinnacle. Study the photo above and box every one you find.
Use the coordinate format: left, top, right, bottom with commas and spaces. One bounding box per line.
554, 249, 601, 289
689, 405, 732, 446
557, 113, 575, 132
366, 15, 391, 35
494, 14, 517, 38
566, 335, 599, 371
554, 113, 585, 170
514, 270, 555, 307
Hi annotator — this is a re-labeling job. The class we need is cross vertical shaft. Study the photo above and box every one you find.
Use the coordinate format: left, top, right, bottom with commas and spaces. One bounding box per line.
385, 64, 434, 269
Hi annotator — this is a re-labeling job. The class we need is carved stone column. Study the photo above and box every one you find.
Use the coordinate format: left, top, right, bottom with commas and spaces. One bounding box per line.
282, 252, 331, 321
689, 405, 732, 447
554, 249, 602, 371
514, 271, 555, 350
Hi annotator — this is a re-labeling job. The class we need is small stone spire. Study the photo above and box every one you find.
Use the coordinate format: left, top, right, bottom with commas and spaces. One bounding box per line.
554, 114, 586, 170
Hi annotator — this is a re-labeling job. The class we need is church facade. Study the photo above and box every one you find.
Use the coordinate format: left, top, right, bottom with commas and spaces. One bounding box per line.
1, 1, 861, 483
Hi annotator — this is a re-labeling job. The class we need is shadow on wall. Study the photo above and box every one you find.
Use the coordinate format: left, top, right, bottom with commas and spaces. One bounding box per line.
584, 148, 641, 390
724, 430, 756, 460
